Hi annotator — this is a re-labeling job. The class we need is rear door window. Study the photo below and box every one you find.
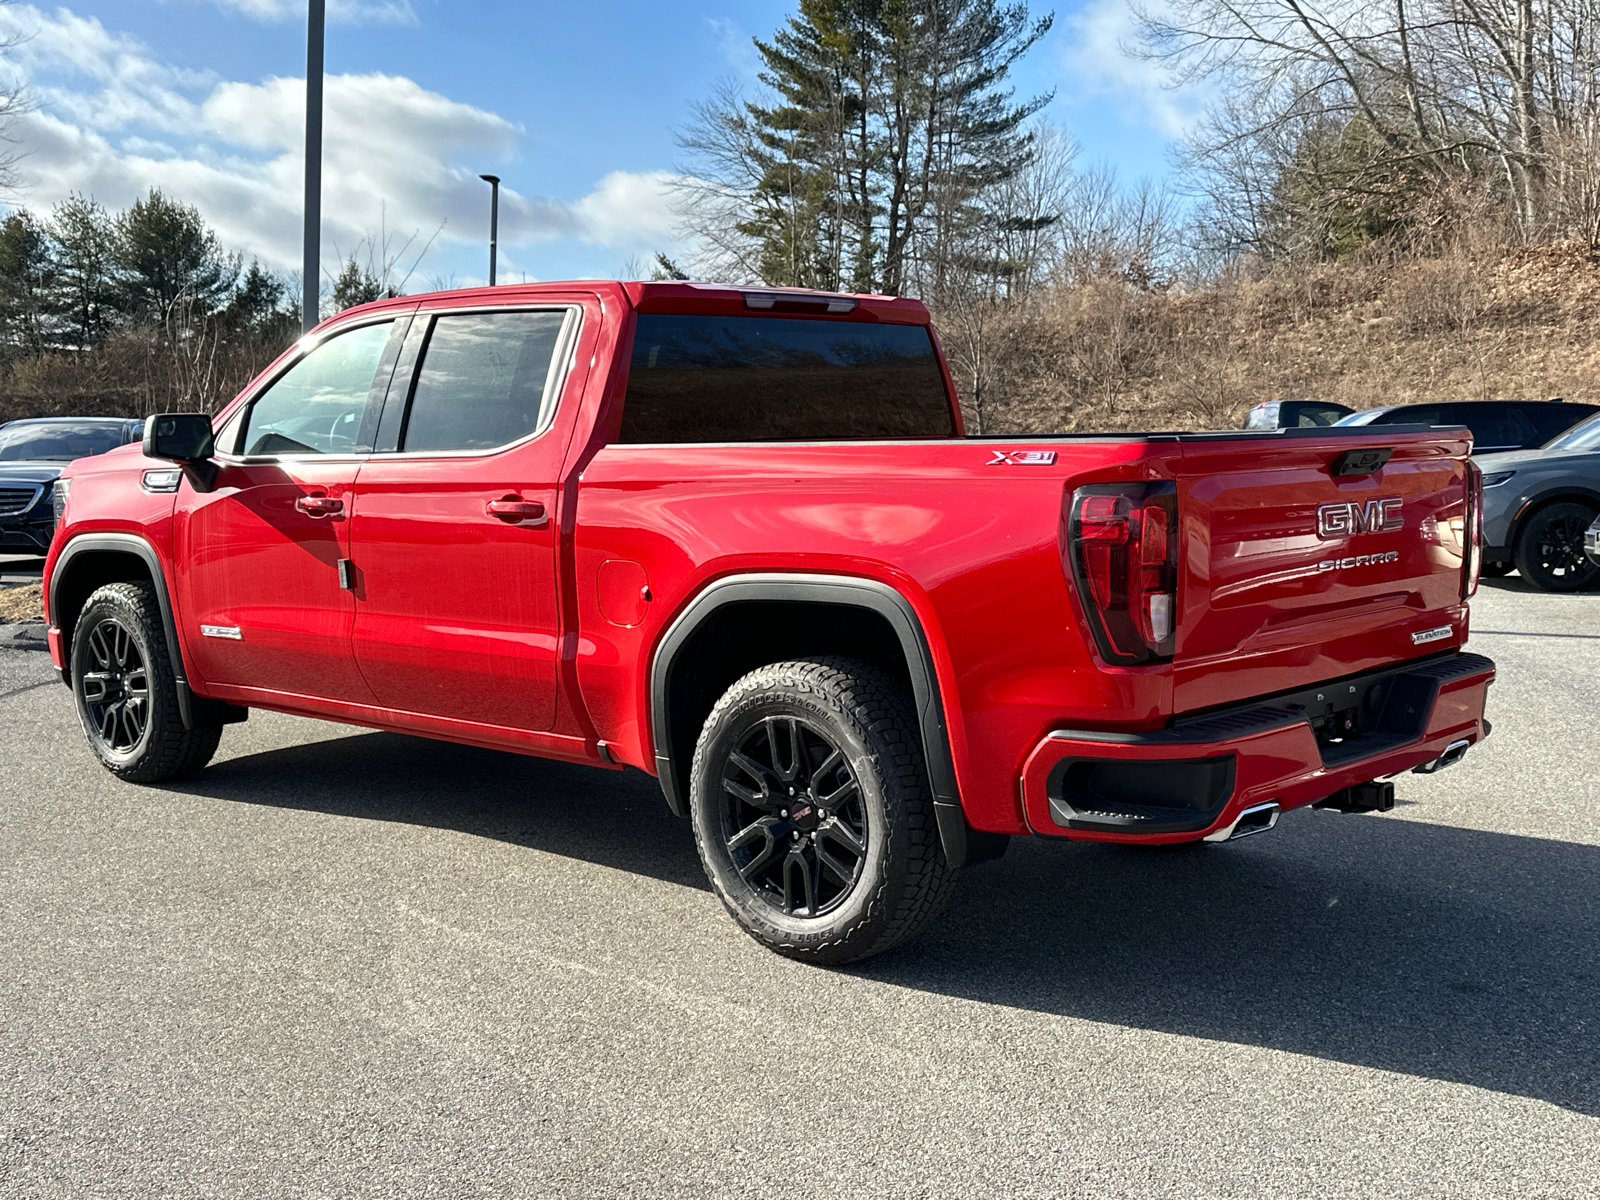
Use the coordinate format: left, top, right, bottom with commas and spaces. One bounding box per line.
1459, 406, 1534, 452
398, 310, 573, 453
620, 314, 955, 443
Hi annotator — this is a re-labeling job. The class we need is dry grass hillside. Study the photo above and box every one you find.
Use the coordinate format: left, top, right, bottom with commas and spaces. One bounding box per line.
958, 241, 1600, 434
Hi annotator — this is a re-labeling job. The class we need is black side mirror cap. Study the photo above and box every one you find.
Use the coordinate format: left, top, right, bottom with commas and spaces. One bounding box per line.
144, 413, 215, 463
143, 413, 218, 492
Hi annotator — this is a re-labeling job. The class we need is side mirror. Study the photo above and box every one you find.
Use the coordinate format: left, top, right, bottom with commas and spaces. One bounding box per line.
144, 413, 215, 462
143, 413, 218, 492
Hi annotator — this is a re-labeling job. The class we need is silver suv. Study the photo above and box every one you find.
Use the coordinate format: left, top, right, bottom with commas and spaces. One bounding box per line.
1479, 412, 1600, 592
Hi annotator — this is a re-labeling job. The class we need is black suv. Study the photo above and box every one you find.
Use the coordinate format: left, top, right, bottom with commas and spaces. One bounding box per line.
0, 417, 146, 552
1333, 400, 1599, 453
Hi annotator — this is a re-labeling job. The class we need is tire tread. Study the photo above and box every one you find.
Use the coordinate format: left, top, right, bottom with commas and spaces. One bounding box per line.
689, 656, 957, 964
74, 582, 222, 783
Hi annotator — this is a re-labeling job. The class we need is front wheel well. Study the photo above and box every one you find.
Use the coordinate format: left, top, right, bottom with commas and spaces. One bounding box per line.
50, 549, 158, 655
1507, 491, 1600, 551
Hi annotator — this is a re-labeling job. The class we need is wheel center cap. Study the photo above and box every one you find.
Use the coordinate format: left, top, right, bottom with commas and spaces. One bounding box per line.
789, 802, 820, 833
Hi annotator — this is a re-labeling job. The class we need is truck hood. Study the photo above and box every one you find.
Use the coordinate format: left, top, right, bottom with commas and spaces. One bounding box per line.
1475, 446, 1598, 472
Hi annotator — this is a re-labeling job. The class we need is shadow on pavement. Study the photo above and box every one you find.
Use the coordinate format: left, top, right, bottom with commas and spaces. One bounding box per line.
178, 729, 710, 893
183, 728, 1600, 1117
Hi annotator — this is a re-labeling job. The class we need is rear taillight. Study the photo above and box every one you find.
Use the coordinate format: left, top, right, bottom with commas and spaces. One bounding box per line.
1066, 483, 1178, 665
1464, 460, 1483, 597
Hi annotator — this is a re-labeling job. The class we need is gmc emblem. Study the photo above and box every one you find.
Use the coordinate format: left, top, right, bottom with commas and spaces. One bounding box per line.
1316, 497, 1403, 539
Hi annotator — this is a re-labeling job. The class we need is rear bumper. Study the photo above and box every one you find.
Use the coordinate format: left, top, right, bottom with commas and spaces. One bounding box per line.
1020, 652, 1495, 842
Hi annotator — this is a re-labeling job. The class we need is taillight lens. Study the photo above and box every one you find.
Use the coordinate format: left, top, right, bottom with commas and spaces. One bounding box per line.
1066, 483, 1178, 664
1463, 460, 1483, 597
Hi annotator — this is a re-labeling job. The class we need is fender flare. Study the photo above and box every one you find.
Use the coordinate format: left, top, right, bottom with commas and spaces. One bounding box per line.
649, 572, 967, 867
50, 532, 241, 731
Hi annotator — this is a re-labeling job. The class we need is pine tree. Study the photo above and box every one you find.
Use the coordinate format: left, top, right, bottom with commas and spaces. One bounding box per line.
117, 189, 240, 324
0, 211, 54, 357
49, 194, 120, 350
331, 258, 388, 311
691, 0, 1053, 296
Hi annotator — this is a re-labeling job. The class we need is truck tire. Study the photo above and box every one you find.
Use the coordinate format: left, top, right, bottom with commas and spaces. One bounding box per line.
1512, 501, 1599, 592
689, 657, 957, 965
71, 582, 222, 783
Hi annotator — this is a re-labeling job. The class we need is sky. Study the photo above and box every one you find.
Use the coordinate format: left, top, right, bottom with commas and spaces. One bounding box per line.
0, 0, 1205, 291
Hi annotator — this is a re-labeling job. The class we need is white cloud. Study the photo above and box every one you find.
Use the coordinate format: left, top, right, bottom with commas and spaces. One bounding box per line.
1062, 0, 1209, 139
0, 5, 687, 281
205, 0, 419, 26
705, 16, 761, 82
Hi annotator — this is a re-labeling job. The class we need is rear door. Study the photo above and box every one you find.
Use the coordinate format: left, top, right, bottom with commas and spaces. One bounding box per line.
347, 304, 582, 731
1171, 430, 1471, 713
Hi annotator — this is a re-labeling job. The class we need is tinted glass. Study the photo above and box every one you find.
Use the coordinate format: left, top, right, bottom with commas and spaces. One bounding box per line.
241, 321, 393, 456
621, 315, 955, 443
0, 423, 127, 461
401, 311, 569, 452
1527, 403, 1598, 443
1458, 406, 1533, 450
1375, 404, 1447, 425
1290, 403, 1350, 427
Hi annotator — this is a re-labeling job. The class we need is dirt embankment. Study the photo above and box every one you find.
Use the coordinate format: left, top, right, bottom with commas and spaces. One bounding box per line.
954, 241, 1600, 434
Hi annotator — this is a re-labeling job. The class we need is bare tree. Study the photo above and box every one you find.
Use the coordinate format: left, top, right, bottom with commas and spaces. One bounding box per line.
1137, 0, 1600, 251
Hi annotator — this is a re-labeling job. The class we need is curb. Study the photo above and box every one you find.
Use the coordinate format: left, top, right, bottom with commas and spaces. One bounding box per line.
0, 622, 47, 652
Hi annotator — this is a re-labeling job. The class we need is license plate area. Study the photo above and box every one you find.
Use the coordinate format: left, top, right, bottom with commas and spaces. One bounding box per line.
1171, 653, 1484, 768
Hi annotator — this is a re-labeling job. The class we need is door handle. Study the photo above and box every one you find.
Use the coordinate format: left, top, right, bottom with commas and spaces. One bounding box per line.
485, 496, 548, 526
295, 494, 345, 518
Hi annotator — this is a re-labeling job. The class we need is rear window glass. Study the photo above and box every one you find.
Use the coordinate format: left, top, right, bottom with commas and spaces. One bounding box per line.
620, 314, 954, 443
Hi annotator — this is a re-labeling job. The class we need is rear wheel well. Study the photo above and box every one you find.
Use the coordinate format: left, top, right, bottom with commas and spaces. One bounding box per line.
661, 600, 915, 807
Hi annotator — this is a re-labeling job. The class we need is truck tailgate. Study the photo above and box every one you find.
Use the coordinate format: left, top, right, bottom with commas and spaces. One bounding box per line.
1171, 430, 1472, 713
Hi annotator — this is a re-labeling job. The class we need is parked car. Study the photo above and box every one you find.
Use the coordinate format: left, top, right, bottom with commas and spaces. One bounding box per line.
0, 417, 145, 554
42, 282, 1494, 963
1478, 411, 1600, 591
1585, 512, 1600, 568
1242, 399, 1356, 429
1333, 399, 1598, 453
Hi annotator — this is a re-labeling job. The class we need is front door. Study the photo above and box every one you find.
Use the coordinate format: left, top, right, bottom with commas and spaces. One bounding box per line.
349, 307, 578, 730
173, 317, 408, 703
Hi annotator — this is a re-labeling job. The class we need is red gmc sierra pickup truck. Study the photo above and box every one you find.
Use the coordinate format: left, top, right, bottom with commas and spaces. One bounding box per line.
43, 281, 1495, 963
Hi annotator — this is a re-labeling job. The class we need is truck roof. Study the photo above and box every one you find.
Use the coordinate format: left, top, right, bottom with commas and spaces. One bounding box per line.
332, 280, 930, 326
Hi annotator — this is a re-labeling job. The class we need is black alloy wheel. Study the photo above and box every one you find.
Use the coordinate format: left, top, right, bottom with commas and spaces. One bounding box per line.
689, 657, 958, 965
80, 616, 151, 755
71, 582, 223, 782
1514, 502, 1600, 593
720, 714, 870, 919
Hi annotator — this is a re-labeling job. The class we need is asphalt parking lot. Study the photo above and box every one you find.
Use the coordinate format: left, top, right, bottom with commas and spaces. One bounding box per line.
1, 558, 1597, 1198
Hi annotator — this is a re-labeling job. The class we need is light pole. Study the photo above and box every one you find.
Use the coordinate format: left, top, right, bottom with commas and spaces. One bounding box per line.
479, 174, 500, 286
303, 0, 326, 334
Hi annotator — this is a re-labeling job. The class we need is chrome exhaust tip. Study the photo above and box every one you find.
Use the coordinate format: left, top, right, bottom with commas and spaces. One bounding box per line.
1203, 801, 1280, 843
1413, 738, 1471, 775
